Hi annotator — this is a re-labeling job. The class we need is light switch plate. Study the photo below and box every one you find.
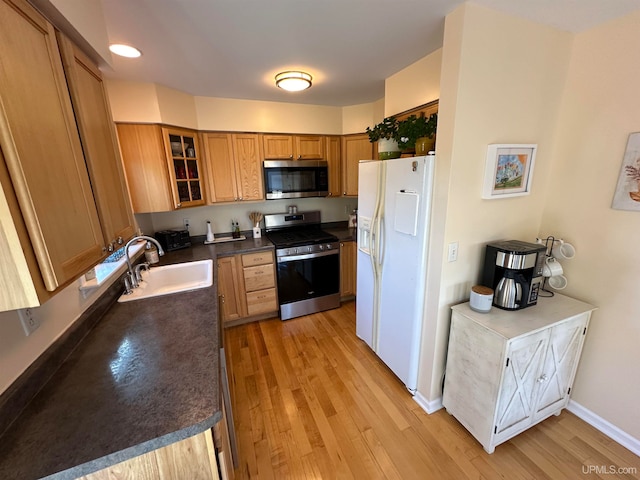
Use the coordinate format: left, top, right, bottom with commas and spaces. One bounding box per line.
447, 242, 459, 262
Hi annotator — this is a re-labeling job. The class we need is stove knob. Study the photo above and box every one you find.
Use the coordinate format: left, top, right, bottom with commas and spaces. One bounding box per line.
318, 244, 324, 251
293, 248, 298, 254
307, 246, 312, 253
325, 244, 332, 250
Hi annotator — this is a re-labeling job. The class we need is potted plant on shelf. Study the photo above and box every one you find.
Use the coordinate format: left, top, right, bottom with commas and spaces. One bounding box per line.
366, 117, 401, 160
397, 113, 438, 155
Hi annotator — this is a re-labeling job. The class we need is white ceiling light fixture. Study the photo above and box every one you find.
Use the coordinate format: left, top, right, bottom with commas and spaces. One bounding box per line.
109, 44, 142, 58
275, 71, 312, 92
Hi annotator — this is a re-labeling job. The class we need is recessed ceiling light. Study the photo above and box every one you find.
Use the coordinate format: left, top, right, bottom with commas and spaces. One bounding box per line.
109, 44, 142, 58
275, 71, 312, 92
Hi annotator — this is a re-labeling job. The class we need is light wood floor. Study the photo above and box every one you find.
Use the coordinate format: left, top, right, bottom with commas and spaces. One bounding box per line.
224, 301, 640, 479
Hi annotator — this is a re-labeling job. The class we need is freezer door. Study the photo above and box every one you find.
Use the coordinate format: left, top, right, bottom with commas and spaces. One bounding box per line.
376, 156, 434, 391
356, 160, 380, 348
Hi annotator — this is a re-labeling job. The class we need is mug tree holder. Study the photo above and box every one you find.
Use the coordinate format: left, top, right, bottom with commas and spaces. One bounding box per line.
536, 235, 558, 297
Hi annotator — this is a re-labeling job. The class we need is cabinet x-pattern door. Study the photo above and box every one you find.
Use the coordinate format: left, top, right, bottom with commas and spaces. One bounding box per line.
533, 316, 587, 421
494, 330, 548, 444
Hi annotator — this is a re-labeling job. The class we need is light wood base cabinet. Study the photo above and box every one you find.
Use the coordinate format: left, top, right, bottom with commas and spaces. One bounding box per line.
80, 429, 221, 480
340, 240, 356, 298
217, 250, 278, 324
442, 294, 596, 453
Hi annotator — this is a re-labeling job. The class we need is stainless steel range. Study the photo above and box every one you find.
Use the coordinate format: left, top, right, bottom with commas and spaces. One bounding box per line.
265, 210, 340, 320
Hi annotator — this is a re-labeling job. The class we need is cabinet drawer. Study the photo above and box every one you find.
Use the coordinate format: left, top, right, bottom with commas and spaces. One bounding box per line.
243, 264, 275, 292
246, 288, 277, 315
241, 250, 274, 267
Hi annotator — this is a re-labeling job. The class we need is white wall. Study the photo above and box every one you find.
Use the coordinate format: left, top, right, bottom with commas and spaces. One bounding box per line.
342, 103, 377, 135
416, 3, 573, 403
385, 49, 442, 117
32, 0, 112, 65
195, 97, 343, 134
540, 11, 640, 440
0, 261, 135, 393
106, 80, 162, 123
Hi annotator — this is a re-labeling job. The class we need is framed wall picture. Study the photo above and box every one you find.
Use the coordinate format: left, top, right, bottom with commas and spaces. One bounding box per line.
482, 144, 537, 199
612, 132, 640, 211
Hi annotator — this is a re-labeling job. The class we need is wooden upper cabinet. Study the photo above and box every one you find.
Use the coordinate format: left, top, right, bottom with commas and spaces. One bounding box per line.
162, 127, 205, 209
325, 135, 341, 197
117, 124, 174, 213
341, 134, 373, 197
0, 0, 105, 294
202, 132, 264, 203
263, 134, 324, 160
56, 32, 135, 251
202, 133, 238, 203
295, 135, 325, 159
233, 133, 264, 201
263, 135, 294, 159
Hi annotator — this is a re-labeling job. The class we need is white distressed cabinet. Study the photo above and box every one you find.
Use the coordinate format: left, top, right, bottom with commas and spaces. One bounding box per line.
442, 293, 596, 453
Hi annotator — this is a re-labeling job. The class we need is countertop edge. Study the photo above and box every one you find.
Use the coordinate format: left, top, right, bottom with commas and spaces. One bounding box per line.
46, 412, 223, 480
0, 239, 277, 480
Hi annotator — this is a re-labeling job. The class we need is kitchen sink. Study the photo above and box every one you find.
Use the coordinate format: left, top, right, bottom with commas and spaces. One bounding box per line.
117, 259, 213, 303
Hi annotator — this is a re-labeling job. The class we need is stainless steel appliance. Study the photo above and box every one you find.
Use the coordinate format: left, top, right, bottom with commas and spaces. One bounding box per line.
481, 240, 546, 310
263, 160, 329, 199
265, 211, 340, 320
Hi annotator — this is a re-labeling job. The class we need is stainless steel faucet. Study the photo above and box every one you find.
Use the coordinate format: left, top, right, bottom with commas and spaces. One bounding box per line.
124, 236, 165, 290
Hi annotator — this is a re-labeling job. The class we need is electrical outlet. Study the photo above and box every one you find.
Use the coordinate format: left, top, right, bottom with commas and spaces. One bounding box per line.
18, 308, 41, 336
183, 218, 190, 230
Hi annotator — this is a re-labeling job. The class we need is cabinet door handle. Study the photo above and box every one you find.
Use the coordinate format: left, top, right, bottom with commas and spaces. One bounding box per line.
343, 191, 346, 195
176, 203, 182, 208
537, 374, 548, 383
328, 192, 332, 196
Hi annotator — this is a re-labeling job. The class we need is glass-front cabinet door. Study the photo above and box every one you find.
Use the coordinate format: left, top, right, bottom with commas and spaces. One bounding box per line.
162, 127, 205, 208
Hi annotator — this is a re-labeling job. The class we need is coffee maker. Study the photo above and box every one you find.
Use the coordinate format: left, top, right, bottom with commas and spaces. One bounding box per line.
481, 240, 546, 310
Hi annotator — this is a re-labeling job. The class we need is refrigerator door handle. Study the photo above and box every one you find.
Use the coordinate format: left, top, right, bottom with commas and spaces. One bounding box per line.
377, 216, 385, 265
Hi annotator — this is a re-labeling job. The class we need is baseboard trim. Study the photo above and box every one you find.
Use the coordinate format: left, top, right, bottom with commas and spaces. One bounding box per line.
412, 391, 443, 414
567, 400, 640, 456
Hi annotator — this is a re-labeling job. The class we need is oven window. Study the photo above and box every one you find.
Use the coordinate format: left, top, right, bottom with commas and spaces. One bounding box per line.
276, 254, 339, 305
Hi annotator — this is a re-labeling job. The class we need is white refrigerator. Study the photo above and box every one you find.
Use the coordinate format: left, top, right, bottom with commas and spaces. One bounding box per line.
356, 154, 435, 393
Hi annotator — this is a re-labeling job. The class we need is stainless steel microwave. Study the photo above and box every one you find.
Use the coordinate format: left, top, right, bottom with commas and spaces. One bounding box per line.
263, 160, 329, 199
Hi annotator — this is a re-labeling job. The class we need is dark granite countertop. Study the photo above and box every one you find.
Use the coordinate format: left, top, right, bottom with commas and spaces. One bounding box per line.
322, 222, 357, 242
0, 240, 273, 480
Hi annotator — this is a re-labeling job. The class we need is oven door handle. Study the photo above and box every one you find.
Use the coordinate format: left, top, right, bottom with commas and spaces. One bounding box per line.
277, 250, 339, 263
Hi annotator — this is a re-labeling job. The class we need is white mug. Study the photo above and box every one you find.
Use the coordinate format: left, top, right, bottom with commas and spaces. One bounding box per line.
552, 239, 575, 260
548, 274, 568, 290
542, 257, 563, 277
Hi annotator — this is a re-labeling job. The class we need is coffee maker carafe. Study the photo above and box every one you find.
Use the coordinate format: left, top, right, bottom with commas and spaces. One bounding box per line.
481, 240, 546, 310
